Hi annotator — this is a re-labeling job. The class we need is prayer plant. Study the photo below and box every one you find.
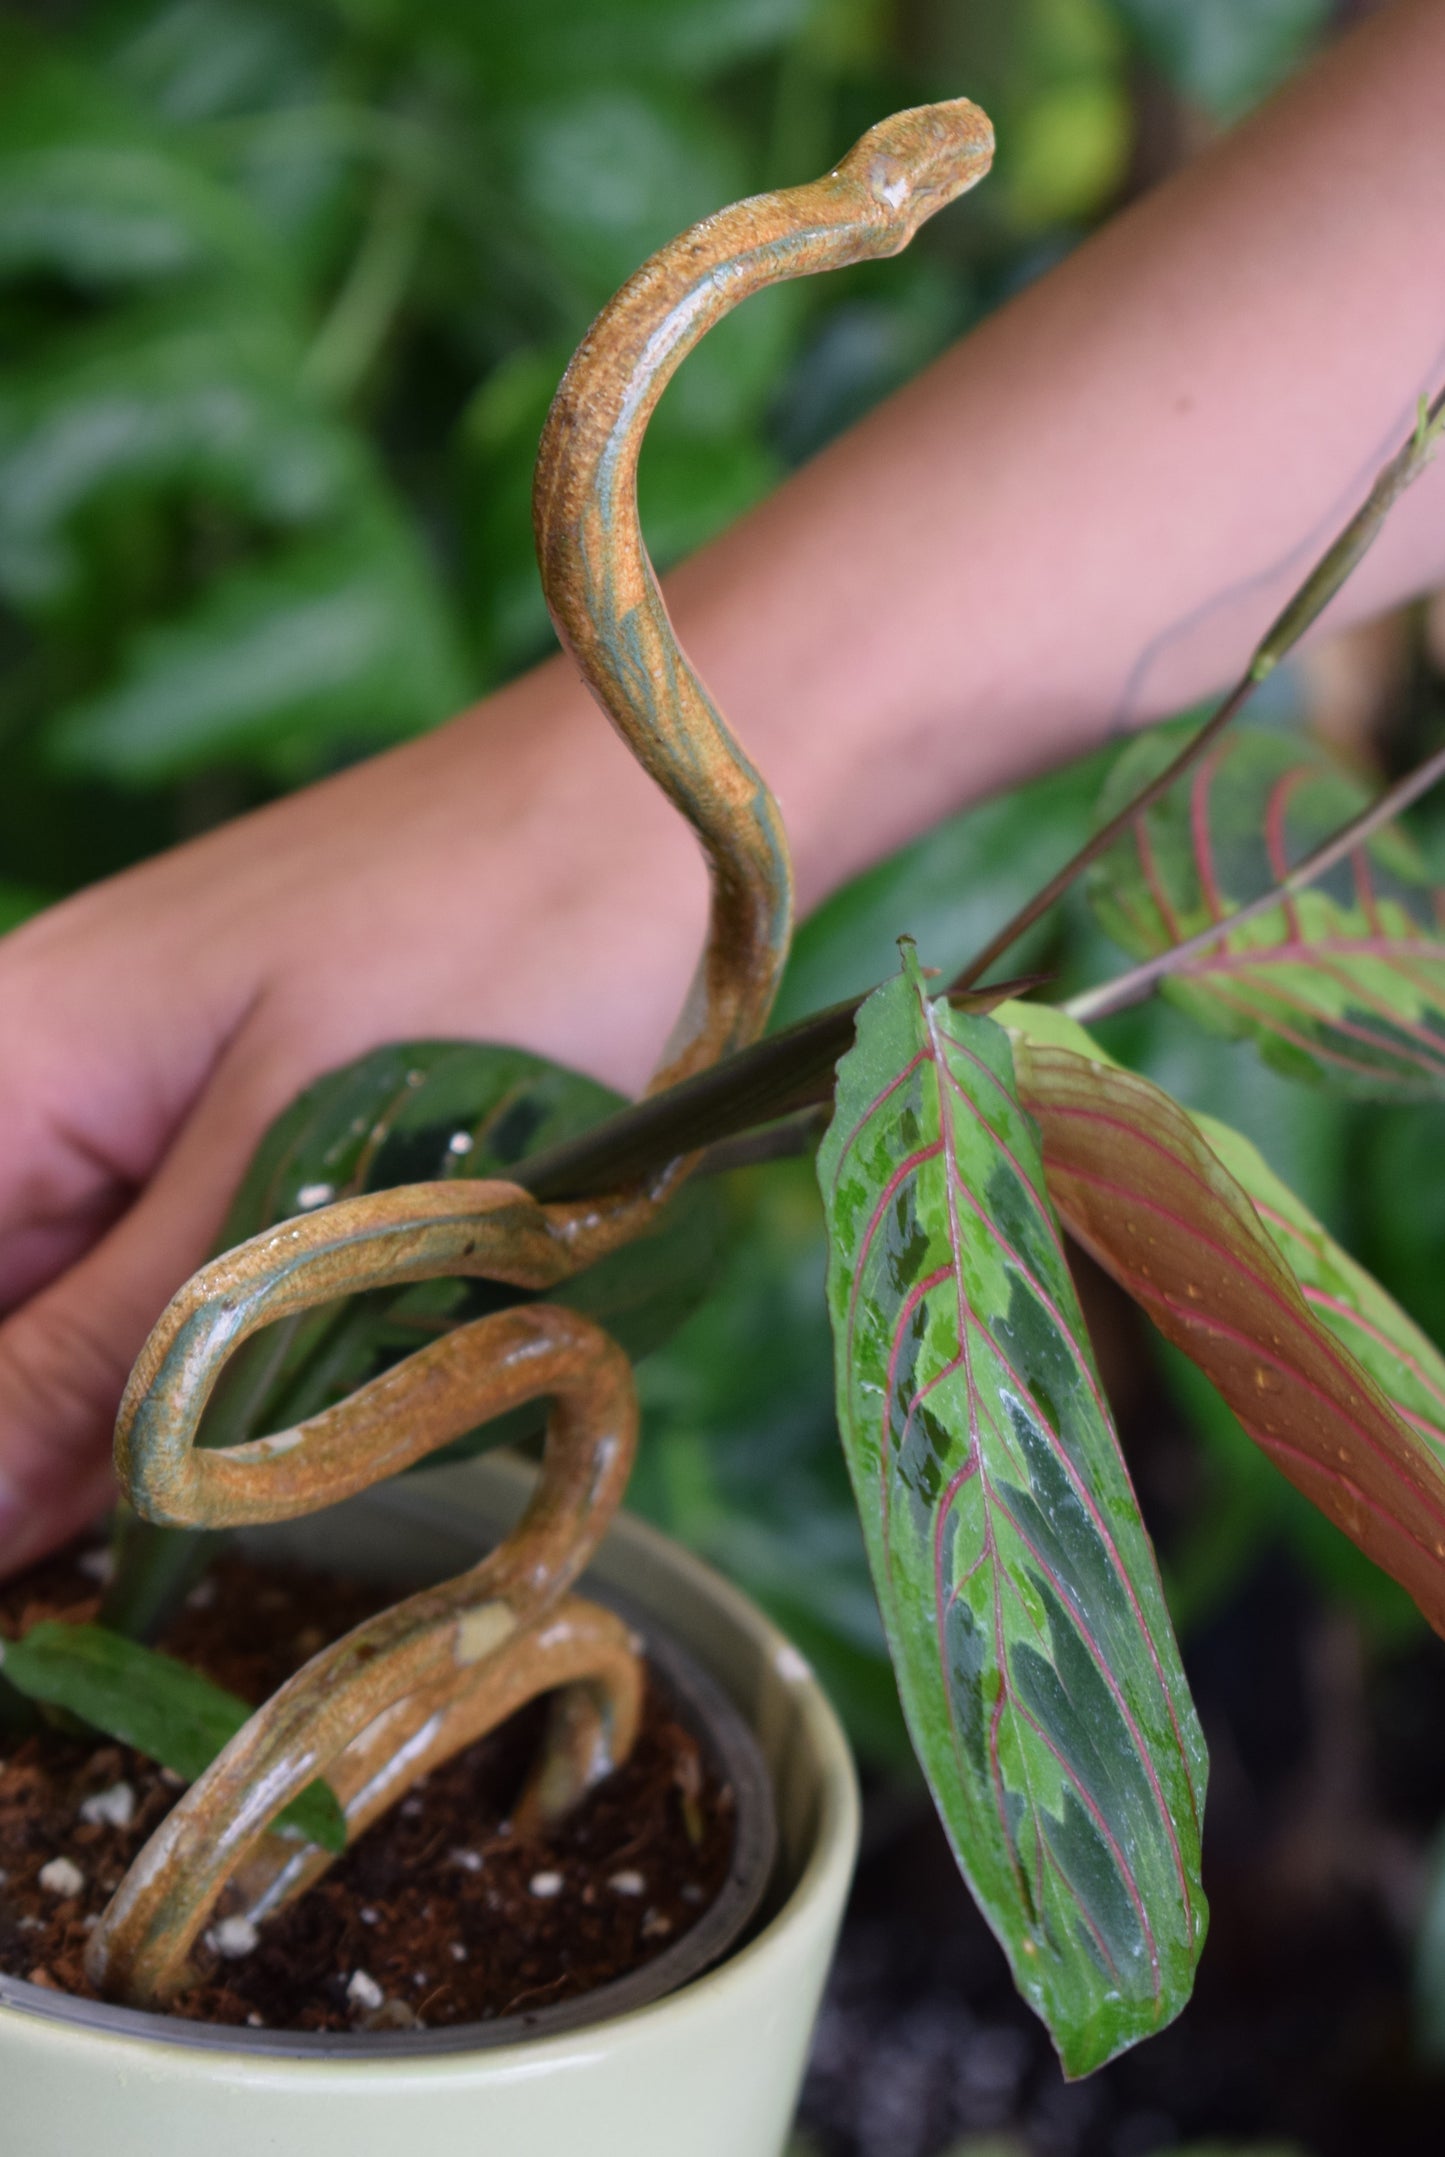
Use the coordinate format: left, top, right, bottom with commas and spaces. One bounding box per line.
5, 97, 1445, 2080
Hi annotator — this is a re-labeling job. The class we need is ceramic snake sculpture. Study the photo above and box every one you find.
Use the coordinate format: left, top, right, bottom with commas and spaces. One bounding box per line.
84, 98, 994, 2009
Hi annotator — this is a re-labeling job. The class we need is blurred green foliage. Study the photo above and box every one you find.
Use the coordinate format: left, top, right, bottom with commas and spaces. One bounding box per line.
12, 0, 1439, 1767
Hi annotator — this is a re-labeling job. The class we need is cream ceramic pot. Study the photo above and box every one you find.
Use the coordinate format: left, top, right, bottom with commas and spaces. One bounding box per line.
0, 1452, 859, 2157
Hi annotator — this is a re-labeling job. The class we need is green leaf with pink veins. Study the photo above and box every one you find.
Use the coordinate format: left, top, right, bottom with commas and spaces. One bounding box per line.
1005, 999, 1445, 1467
1192, 1109, 1445, 1461
818, 949, 1207, 2079
1087, 724, 1445, 1098
998, 998, 1445, 1632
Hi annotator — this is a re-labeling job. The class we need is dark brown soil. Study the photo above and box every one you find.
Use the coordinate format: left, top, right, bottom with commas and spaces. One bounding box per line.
0, 1540, 734, 2033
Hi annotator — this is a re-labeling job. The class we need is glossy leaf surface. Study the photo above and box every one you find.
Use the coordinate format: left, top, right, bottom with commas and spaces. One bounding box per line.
1192, 1109, 1445, 1464
0, 1623, 346, 1851
1001, 1003, 1445, 1635
206, 1039, 723, 1461
820, 956, 1207, 2077
1088, 725, 1445, 1097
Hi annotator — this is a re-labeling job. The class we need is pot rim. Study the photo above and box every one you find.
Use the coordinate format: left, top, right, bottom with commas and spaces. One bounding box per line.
0, 1466, 859, 2070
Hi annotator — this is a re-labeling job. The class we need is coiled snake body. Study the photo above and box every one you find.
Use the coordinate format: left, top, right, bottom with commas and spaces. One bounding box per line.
84, 99, 994, 2008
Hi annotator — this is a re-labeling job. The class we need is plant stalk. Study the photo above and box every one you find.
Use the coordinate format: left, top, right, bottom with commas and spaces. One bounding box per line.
948, 385, 1445, 995
516, 977, 1039, 1202
1064, 736, 1445, 1025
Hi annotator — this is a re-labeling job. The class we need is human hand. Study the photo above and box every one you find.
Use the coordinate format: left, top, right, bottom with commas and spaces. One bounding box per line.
0, 663, 706, 1574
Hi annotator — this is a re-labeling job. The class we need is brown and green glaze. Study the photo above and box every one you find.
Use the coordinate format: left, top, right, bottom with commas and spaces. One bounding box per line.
85, 99, 995, 2009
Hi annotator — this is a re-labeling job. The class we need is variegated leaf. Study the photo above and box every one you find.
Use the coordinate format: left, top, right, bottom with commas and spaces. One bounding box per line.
819, 953, 1207, 2078
1001, 1001, 1445, 1633
1088, 724, 1445, 1095
1193, 1110, 1445, 1464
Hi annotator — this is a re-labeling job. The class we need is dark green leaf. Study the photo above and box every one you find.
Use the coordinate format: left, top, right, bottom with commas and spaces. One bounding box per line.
110, 1038, 726, 1638
819, 952, 1207, 2076
430, 0, 808, 97
207, 1039, 725, 1460
0, 295, 360, 613
0, 1621, 345, 1850
636, 431, 781, 573
0, 882, 48, 935
0, 41, 283, 292
503, 86, 748, 303
1112, 0, 1327, 117
1088, 724, 1445, 1098
46, 509, 469, 782
775, 752, 1105, 1028
1357, 1106, 1445, 1353
100, 0, 332, 127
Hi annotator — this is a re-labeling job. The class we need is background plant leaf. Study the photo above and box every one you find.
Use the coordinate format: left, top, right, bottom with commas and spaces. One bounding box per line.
0, 295, 360, 615
0, 1621, 346, 1850
819, 953, 1207, 2077
47, 509, 468, 785
0, 38, 284, 293
1110, 0, 1328, 118
1088, 724, 1445, 1098
1001, 1001, 1445, 1634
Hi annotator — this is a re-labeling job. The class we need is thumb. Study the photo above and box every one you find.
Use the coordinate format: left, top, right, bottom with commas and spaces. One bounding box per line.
0, 1043, 287, 1576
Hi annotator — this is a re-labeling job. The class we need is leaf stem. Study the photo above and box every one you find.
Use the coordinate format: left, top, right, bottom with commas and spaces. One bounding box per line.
516, 976, 1041, 1201
1063, 736, 1445, 1025
948, 383, 1445, 995
304, 165, 428, 405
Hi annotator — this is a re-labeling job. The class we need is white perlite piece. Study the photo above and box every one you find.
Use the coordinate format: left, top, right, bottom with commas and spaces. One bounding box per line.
208, 1916, 259, 1960
449, 1942, 468, 1961
607, 1869, 645, 1896
527, 1871, 564, 1899
38, 1858, 84, 1897
449, 1847, 482, 1873
773, 1642, 812, 1684
347, 1970, 384, 2012
76, 1547, 115, 1585
295, 1182, 334, 1209
80, 1782, 135, 1830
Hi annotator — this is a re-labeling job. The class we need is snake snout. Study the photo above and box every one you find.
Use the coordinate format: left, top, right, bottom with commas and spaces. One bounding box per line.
848, 99, 995, 233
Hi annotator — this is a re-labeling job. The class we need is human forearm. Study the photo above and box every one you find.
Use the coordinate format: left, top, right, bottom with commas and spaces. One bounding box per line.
654, 0, 1445, 911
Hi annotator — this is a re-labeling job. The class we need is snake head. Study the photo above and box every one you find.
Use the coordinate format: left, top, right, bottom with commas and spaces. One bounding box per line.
837, 98, 995, 245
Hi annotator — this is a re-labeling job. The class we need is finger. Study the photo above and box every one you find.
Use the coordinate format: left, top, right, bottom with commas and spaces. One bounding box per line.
0, 1192, 135, 1315
0, 1026, 297, 1576
0, 900, 230, 1306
